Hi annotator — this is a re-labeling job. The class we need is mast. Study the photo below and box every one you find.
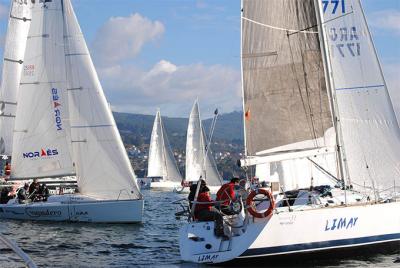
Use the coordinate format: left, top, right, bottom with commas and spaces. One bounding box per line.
240, 0, 248, 157
313, 0, 349, 186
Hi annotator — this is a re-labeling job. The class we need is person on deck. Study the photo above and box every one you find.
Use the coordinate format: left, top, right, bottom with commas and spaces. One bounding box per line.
194, 185, 226, 238
17, 183, 29, 204
188, 179, 206, 208
216, 177, 240, 215
4, 161, 11, 176
37, 183, 50, 202
28, 178, 40, 201
0, 186, 12, 204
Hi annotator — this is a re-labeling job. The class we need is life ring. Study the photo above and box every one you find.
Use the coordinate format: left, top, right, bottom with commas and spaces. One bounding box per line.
246, 188, 275, 218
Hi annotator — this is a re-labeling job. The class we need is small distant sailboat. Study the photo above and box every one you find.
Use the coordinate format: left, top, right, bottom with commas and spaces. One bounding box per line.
0, 0, 143, 223
178, 100, 222, 193
0, 0, 31, 158
179, 0, 400, 263
147, 110, 183, 190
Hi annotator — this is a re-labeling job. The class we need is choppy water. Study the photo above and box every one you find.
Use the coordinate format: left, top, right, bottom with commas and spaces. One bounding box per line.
1, 190, 399, 267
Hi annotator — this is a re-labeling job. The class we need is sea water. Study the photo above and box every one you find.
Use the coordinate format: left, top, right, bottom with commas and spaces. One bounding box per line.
0, 190, 399, 267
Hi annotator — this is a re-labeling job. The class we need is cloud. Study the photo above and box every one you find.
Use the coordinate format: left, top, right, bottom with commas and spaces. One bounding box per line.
369, 10, 400, 35
90, 12, 241, 117
92, 13, 165, 66
98, 60, 242, 118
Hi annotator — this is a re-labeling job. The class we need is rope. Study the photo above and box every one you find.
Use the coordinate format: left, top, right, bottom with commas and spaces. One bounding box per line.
242, 16, 318, 34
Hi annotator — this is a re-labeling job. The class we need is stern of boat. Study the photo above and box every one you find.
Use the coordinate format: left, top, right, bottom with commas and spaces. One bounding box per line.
179, 215, 267, 264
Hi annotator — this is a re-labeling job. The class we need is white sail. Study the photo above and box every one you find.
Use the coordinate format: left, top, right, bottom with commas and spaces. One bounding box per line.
0, 1, 31, 155
321, 0, 400, 192
148, 110, 182, 182
185, 101, 221, 186
241, 0, 337, 191
62, 0, 141, 200
148, 111, 164, 178
11, 0, 75, 179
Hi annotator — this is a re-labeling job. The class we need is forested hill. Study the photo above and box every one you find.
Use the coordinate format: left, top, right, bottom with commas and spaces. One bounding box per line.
113, 111, 244, 150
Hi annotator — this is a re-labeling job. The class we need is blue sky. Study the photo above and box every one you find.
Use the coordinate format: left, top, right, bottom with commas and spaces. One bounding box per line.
0, 0, 398, 118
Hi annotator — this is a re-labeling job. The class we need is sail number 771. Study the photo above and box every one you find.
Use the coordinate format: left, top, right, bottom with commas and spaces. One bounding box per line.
322, 0, 345, 14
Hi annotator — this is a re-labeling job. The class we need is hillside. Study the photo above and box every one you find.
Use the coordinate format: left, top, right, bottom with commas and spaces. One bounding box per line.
113, 111, 244, 150
113, 111, 245, 179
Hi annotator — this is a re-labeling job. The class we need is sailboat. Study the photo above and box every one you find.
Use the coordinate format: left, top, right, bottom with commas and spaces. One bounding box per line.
179, 0, 400, 263
0, 0, 143, 223
177, 100, 222, 193
147, 110, 183, 190
0, 0, 31, 162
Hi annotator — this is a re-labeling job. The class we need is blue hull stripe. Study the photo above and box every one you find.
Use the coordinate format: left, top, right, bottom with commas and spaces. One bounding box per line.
336, 84, 384, 91
241, 233, 400, 257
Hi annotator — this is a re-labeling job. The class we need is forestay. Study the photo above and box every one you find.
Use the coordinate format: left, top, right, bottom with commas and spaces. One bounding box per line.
12, 0, 75, 179
185, 101, 221, 186
62, 0, 141, 200
242, 0, 333, 156
0, 0, 31, 155
148, 110, 182, 182
321, 0, 400, 192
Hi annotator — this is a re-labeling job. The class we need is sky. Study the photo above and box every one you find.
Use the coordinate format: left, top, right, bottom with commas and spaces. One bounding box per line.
0, 0, 398, 118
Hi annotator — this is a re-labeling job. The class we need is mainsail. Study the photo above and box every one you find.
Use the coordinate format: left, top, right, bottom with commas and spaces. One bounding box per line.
12, 0, 75, 179
148, 110, 182, 182
0, 1, 31, 155
320, 0, 400, 192
11, 0, 141, 200
185, 101, 222, 186
241, 0, 337, 190
242, 0, 333, 157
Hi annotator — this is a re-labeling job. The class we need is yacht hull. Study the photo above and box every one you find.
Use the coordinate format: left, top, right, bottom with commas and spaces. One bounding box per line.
179, 202, 400, 264
150, 180, 181, 190
0, 195, 144, 223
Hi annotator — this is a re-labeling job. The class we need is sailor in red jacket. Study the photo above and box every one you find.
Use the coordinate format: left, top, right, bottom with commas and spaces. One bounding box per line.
194, 185, 226, 238
216, 177, 240, 215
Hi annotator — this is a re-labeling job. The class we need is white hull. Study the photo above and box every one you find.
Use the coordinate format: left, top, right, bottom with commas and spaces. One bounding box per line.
151, 180, 181, 190
0, 194, 143, 223
180, 202, 400, 264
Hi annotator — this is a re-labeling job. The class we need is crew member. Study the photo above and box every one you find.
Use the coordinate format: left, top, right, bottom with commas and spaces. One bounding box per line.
4, 161, 11, 176
216, 177, 240, 215
194, 185, 226, 238
17, 183, 29, 204
37, 183, 50, 202
28, 178, 40, 201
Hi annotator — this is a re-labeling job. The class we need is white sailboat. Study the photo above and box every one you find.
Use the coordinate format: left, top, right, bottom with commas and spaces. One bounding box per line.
147, 110, 183, 190
0, 0, 31, 159
0, 0, 143, 223
178, 100, 222, 193
179, 0, 400, 263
